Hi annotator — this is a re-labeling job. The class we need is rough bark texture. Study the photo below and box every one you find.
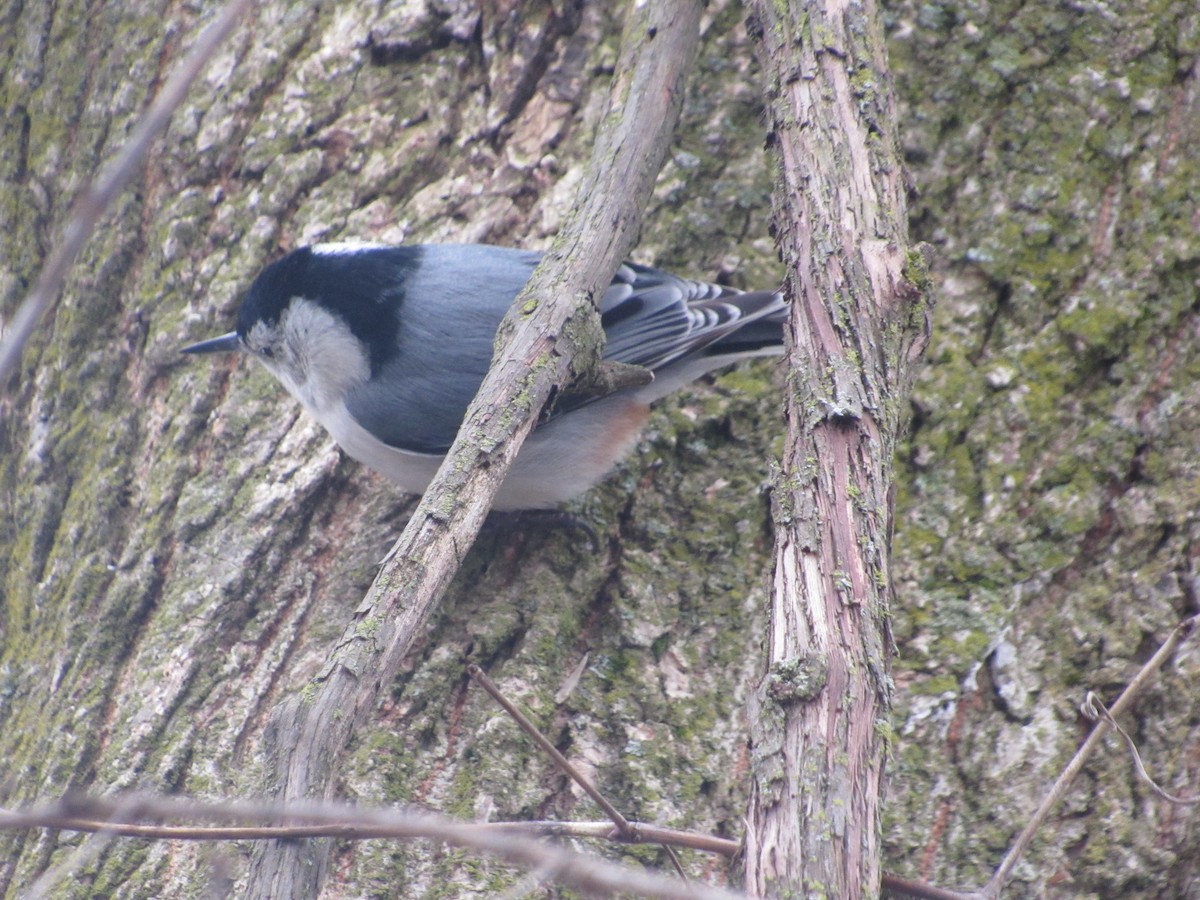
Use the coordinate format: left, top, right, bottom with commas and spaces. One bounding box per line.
744, 1, 926, 897
885, 2, 1200, 896
245, 0, 702, 895
1, 1, 778, 895
2, 0, 1198, 898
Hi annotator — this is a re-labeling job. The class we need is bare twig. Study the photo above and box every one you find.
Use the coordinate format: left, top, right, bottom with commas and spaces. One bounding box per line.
0, 792, 971, 900
467, 670, 957, 898
1082, 692, 1199, 805
0, 0, 255, 384
981, 613, 1200, 898
468, 664, 690, 881
0, 805, 739, 855
0, 796, 742, 900
880, 872, 975, 900
664, 845, 690, 881
485, 821, 737, 856
468, 665, 631, 835
21, 796, 150, 900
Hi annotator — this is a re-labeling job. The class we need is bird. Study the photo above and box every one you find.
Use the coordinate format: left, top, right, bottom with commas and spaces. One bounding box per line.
182, 242, 786, 510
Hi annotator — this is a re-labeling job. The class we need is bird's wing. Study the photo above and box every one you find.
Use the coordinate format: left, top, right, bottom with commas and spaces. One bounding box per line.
599, 262, 784, 372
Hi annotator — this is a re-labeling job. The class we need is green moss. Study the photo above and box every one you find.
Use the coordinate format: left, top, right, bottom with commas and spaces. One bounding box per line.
358, 615, 383, 638
767, 654, 829, 703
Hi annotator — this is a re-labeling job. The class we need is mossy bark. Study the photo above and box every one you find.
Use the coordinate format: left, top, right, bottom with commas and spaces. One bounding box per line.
1, 1, 776, 895
886, 1, 1200, 896
1, 0, 1197, 897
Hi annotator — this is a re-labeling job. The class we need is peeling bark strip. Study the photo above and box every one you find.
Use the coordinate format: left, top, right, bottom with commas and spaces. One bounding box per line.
246, 1, 703, 896
746, 1, 930, 897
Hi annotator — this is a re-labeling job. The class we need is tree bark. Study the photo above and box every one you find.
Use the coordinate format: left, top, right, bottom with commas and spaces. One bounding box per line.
884, 2, 1200, 896
2, 0, 1198, 897
245, 0, 702, 895
1, 1, 778, 894
744, 1, 928, 897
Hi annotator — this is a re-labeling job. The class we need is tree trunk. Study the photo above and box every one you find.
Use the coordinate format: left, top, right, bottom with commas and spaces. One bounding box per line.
744, 1, 927, 896
2, 0, 1198, 897
884, 1, 1200, 896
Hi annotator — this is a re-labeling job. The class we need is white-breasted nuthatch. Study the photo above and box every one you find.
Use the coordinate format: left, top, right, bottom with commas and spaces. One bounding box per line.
182, 242, 785, 509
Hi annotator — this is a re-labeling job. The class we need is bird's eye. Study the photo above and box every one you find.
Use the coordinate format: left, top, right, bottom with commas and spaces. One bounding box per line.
261, 347, 275, 358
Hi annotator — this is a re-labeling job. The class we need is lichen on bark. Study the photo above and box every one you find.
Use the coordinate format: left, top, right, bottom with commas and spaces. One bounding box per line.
3, 0, 1197, 896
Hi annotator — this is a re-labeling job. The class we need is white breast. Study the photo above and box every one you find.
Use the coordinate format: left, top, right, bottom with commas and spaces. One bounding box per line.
312, 395, 649, 510
256, 299, 651, 509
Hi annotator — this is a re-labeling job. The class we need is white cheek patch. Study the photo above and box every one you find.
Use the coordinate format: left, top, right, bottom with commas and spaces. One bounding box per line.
244, 319, 276, 356
255, 300, 371, 414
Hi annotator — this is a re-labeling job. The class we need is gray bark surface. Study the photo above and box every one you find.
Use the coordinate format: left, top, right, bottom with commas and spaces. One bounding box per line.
1, 0, 1197, 896
886, 1, 1200, 896
745, 1, 927, 896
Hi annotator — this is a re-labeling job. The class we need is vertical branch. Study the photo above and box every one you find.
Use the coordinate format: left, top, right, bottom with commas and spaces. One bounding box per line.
746, 1, 930, 897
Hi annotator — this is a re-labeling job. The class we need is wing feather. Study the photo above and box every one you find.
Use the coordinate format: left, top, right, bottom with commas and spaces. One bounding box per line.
600, 262, 784, 370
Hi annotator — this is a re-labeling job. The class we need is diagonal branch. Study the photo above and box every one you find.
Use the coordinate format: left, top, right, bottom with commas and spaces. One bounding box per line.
981, 613, 1200, 899
246, 1, 704, 896
468, 665, 633, 835
468, 664, 690, 880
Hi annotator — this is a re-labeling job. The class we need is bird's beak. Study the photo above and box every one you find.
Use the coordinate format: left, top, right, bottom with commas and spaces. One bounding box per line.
181, 332, 241, 354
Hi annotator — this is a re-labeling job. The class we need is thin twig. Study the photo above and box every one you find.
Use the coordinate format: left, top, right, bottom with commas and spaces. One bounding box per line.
0, 808, 739, 856
485, 821, 736, 856
662, 844, 689, 881
0, 795, 743, 900
981, 613, 1200, 898
880, 872, 976, 900
468, 664, 691, 881
467, 666, 955, 899
467, 665, 632, 835
1082, 692, 1199, 805
0, 795, 963, 899
0, 798, 962, 900
0, 0, 255, 384
21, 796, 150, 900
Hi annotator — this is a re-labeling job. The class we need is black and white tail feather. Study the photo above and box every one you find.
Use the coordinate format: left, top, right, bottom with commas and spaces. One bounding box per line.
599, 261, 785, 402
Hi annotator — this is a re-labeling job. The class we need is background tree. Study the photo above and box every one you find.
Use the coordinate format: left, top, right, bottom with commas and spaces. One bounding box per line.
886, 3, 1200, 895
0, 1, 1196, 898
